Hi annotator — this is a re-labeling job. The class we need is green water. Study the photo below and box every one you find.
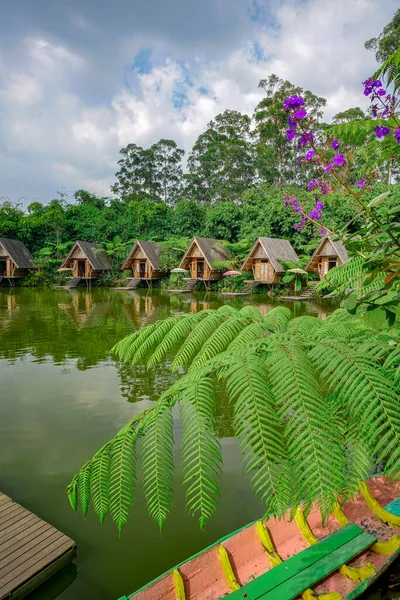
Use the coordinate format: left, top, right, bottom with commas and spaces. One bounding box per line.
0, 288, 393, 599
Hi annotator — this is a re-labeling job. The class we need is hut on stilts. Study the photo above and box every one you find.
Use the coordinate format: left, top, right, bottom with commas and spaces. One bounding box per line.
178, 237, 231, 290
305, 237, 349, 278
0, 238, 35, 286
241, 237, 299, 290
118, 241, 165, 290
57, 241, 112, 288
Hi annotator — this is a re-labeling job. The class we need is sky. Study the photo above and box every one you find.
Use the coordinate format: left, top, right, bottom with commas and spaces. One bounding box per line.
0, 0, 398, 206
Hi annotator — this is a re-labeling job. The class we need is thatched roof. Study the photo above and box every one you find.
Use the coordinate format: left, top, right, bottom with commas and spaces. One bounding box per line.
60, 241, 112, 271
306, 237, 349, 271
242, 237, 299, 273
0, 238, 34, 269
179, 237, 230, 270
122, 240, 161, 271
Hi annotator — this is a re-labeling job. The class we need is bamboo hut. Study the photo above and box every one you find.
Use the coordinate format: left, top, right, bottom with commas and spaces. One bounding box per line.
179, 237, 230, 282
0, 238, 34, 284
241, 237, 299, 285
122, 241, 164, 281
305, 237, 348, 277
58, 241, 112, 287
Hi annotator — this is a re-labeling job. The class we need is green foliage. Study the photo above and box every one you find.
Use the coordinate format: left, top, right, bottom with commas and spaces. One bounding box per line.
365, 8, 400, 63
68, 305, 400, 532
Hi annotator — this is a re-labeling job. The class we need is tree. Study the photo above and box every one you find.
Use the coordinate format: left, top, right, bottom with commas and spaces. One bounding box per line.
68, 306, 400, 533
151, 139, 184, 205
365, 8, 400, 63
254, 75, 326, 186
111, 140, 184, 204
203, 202, 243, 242
186, 110, 255, 204
173, 199, 205, 237
332, 107, 366, 124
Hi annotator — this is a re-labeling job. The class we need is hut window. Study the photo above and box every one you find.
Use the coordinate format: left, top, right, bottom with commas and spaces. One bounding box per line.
261, 261, 269, 275
328, 258, 337, 270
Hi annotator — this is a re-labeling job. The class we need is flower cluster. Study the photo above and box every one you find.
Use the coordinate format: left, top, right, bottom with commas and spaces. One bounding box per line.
363, 77, 399, 144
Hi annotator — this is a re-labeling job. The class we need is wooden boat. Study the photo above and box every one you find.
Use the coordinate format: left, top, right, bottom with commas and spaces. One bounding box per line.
118, 474, 400, 600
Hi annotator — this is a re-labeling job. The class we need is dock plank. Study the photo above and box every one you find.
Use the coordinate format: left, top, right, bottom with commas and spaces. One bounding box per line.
0, 492, 76, 600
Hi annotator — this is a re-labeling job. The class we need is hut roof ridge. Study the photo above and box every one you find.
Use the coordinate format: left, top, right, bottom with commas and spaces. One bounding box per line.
0, 238, 34, 269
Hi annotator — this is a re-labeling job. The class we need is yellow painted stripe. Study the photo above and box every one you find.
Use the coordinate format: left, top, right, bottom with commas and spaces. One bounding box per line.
295, 507, 376, 583
360, 482, 400, 528
333, 501, 400, 555
256, 521, 282, 567
172, 569, 186, 600
256, 520, 338, 600
218, 545, 240, 592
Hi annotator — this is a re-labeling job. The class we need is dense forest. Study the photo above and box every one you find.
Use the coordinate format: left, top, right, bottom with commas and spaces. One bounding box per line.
1, 11, 400, 280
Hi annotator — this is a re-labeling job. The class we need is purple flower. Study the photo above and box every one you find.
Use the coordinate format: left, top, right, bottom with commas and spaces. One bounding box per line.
287, 117, 297, 128
377, 89, 386, 97
283, 95, 304, 111
294, 109, 307, 119
332, 140, 340, 150
375, 80, 382, 88
333, 154, 346, 166
394, 128, 400, 145
374, 125, 391, 139
308, 179, 317, 191
325, 163, 333, 173
297, 131, 314, 149
286, 129, 295, 141
364, 86, 373, 96
372, 104, 378, 117
305, 150, 315, 160
315, 201, 325, 211
357, 178, 367, 188
320, 227, 327, 236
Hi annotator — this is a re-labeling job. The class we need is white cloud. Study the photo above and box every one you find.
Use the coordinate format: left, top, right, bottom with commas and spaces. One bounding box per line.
0, 0, 398, 204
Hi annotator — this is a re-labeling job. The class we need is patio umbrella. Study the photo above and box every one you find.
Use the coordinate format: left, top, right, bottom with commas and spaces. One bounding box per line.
223, 270, 241, 276
171, 268, 188, 273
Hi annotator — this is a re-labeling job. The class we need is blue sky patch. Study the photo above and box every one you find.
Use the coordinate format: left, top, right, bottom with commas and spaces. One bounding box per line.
132, 49, 152, 74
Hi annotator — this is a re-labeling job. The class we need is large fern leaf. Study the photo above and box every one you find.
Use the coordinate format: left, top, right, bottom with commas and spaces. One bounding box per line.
90, 442, 112, 524
223, 352, 288, 515
171, 312, 230, 372
310, 340, 400, 480
147, 314, 200, 368
109, 428, 137, 534
190, 317, 250, 369
141, 404, 175, 531
180, 378, 222, 529
262, 306, 292, 331
267, 340, 346, 518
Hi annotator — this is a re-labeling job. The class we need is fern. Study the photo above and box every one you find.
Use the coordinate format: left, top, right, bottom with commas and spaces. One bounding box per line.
224, 353, 288, 515
266, 340, 346, 519
109, 428, 137, 534
69, 305, 400, 533
141, 403, 175, 531
180, 378, 222, 529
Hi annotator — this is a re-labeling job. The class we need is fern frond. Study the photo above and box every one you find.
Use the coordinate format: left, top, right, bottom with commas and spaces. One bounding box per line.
147, 314, 200, 369
132, 316, 184, 364
263, 306, 292, 331
171, 312, 230, 372
267, 340, 346, 518
90, 442, 112, 524
109, 428, 137, 534
239, 305, 263, 321
309, 340, 400, 480
227, 322, 270, 350
78, 460, 92, 517
317, 256, 365, 291
141, 404, 175, 531
180, 378, 222, 529
66, 477, 78, 512
224, 353, 288, 516
325, 308, 354, 323
190, 317, 249, 369
287, 316, 321, 337
112, 323, 159, 363
344, 420, 373, 498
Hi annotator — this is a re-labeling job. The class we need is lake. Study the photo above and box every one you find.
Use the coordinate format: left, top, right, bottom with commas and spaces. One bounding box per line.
0, 288, 395, 599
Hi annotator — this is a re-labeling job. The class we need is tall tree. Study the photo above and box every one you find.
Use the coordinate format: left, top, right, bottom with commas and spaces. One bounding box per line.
186, 110, 255, 204
254, 75, 326, 187
365, 8, 400, 63
151, 139, 184, 205
111, 140, 184, 204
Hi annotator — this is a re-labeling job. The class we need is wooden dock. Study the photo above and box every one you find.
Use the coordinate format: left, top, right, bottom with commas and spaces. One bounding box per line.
0, 492, 76, 600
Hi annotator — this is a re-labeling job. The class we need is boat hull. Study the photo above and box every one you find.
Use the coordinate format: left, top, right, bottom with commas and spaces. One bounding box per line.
121, 474, 400, 600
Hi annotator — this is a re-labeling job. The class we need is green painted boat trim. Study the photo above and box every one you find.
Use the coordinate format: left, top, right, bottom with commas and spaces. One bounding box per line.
120, 490, 400, 600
